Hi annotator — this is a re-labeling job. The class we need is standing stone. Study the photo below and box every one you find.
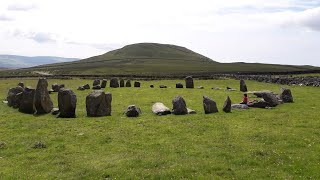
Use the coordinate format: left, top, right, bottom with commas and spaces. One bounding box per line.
222, 96, 232, 113
203, 96, 218, 114
34, 78, 53, 114
176, 83, 183, 88
240, 79, 248, 92
125, 105, 141, 117
18, 82, 24, 88
7, 86, 24, 108
125, 80, 131, 87
110, 78, 119, 88
59, 84, 65, 89
58, 89, 77, 118
93, 79, 100, 87
134, 81, 140, 87
101, 79, 107, 88
280, 88, 293, 103
262, 92, 279, 107
172, 96, 188, 115
120, 79, 125, 87
86, 90, 112, 117
19, 87, 36, 114
152, 102, 171, 115
52, 83, 60, 92
83, 84, 90, 89
185, 76, 194, 88
150, 84, 154, 88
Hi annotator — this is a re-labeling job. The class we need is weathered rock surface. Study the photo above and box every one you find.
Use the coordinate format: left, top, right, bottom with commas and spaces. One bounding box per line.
240, 79, 248, 92
125, 80, 131, 87
19, 87, 36, 114
176, 83, 183, 88
262, 92, 279, 107
101, 79, 107, 88
18, 82, 24, 88
172, 96, 188, 115
86, 90, 112, 117
248, 100, 269, 108
152, 102, 171, 115
34, 78, 53, 114
159, 85, 167, 88
203, 96, 218, 114
77, 86, 85, 91
120, 79, 125, 87
58, 89, 77, 118
7, 86, 24, 108
93, 79, 100, 86
187, 108, 196, 114
185, 76, 194, 88
92, 85, 101, 89
125, 105, 141, 117
150, 84, 154, 88
231, 104, 249, 110
198, 86, 204, 89
252, 90, 274, 98
110, 78, 119, 88
134, 81, 140, 87
223, 96, 232, 113
51, 108, 60, 115
280, 88, 293, 103
83, 84, 90, 89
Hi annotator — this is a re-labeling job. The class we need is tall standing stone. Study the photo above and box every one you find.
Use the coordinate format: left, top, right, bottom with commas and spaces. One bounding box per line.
86, 90, 112, 117
110, 78, 119, 88
19, 87, 36, 114
185, 76, 194, 89
120, 79, 125, 87
125, 80, 131, 87
240, 79, 248, 92
134, 81, 140, 87
203, 96, 218, 114
93, 79, 100, 87
34, 78, 53, 114
280, 88, 293, 103
101, 79, 107, 88
7, 86, 24, 108
222, 96, 232, 113
58, 89, 77, 118
172, 96, 188, 115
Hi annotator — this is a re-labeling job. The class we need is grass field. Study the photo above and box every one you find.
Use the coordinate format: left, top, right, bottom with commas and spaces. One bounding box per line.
0, 78, 319, 179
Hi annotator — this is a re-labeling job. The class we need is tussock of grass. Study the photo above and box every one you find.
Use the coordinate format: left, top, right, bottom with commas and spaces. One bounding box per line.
0, 78, 319, 178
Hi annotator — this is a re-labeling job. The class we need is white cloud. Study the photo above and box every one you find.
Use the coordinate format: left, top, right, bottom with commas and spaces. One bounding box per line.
0, 14, 14, 21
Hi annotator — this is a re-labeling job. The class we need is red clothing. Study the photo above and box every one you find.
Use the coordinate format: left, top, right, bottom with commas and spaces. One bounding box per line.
243, 97, 248, 104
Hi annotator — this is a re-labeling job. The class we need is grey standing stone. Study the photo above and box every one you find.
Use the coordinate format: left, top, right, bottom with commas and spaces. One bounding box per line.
110, 78, 119, 88
176, 83, 183, 88
185, 76, 194, 88
7, 86, 24, 108
125, 80, 131, 87
280, 88, 293, 103
58, 89, 77, 118
172, 96, 188, 115
19, 87, 36, 114
86, 90, 112, 117
120, 79, 125, 87
93, 79, 100, 87
125, 105, 141, 117
203, 96, 218, 114
240, 79, 248, 92
152, 102, 171, 115
101, 79, 107, 88
134, 81, 140, 87
150, 84, 154, 88
223, 96, 232, 113
34, 78, 53, 114
262, 92, 279, 107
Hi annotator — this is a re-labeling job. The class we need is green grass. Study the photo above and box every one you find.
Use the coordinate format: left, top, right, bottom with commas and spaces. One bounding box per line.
0, 78, 319, 179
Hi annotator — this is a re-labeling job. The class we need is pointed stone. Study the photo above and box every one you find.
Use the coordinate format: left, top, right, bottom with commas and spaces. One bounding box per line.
120, 79, 125, 87
125, 80, 131, 87
172, 96, 188, 115
101, 79, 107, 88
203, 96, 218, 114
240, 79, 248, 92
280, 87, 293, 103
222, 96, 232, 113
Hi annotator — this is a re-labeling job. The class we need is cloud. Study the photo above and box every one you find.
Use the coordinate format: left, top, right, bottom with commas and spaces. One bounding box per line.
12, 30, 56, 43
7, 3, 37, 11
66, 41, 120, 51
0, 14, 14, 21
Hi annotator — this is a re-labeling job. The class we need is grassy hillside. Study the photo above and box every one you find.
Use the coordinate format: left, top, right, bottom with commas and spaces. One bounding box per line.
1, 43, 319, 76
0, 79, 319, 178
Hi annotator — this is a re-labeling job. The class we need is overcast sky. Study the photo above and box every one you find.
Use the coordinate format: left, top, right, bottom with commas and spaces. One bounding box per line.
0, 0, 320, 66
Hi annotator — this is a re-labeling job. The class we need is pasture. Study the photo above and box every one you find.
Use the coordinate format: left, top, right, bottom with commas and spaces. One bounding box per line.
0, 78, 319, 179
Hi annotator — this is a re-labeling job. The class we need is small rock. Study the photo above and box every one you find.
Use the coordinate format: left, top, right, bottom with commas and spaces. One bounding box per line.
125, 105, 141, 117
160, 85, 167, 88
150, 84, 154, 88
187, 108, 196, 114
51, 108, 60, 115
198, 86, 204, 89
152, 102, 171, 115
176, 83, 183, 88
33, 141, 46, 149
0, 141, 7, 149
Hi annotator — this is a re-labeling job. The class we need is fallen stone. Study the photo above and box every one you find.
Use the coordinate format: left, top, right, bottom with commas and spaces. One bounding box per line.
150, 84, 154, 88
160, 85, 167, 88
92, 85, 102, 89
198, 86, 204, 89
248, 100, 269, 108
231, 104, 249, 110
262, 92, 279, 107
77, 86, 85, 91
83, 84, 90, 89
152, 102, 171, 115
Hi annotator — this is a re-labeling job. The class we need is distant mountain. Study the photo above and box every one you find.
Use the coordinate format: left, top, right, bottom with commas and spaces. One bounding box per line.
2, 43, 320, 75
0, 55, 79, 69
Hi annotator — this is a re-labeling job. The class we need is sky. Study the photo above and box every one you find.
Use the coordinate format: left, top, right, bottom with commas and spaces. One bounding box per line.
0, 0, 320, 66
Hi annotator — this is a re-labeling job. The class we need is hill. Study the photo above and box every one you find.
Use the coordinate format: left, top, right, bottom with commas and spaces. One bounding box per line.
0, 55, 79, 69
2, 43, 320, 76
